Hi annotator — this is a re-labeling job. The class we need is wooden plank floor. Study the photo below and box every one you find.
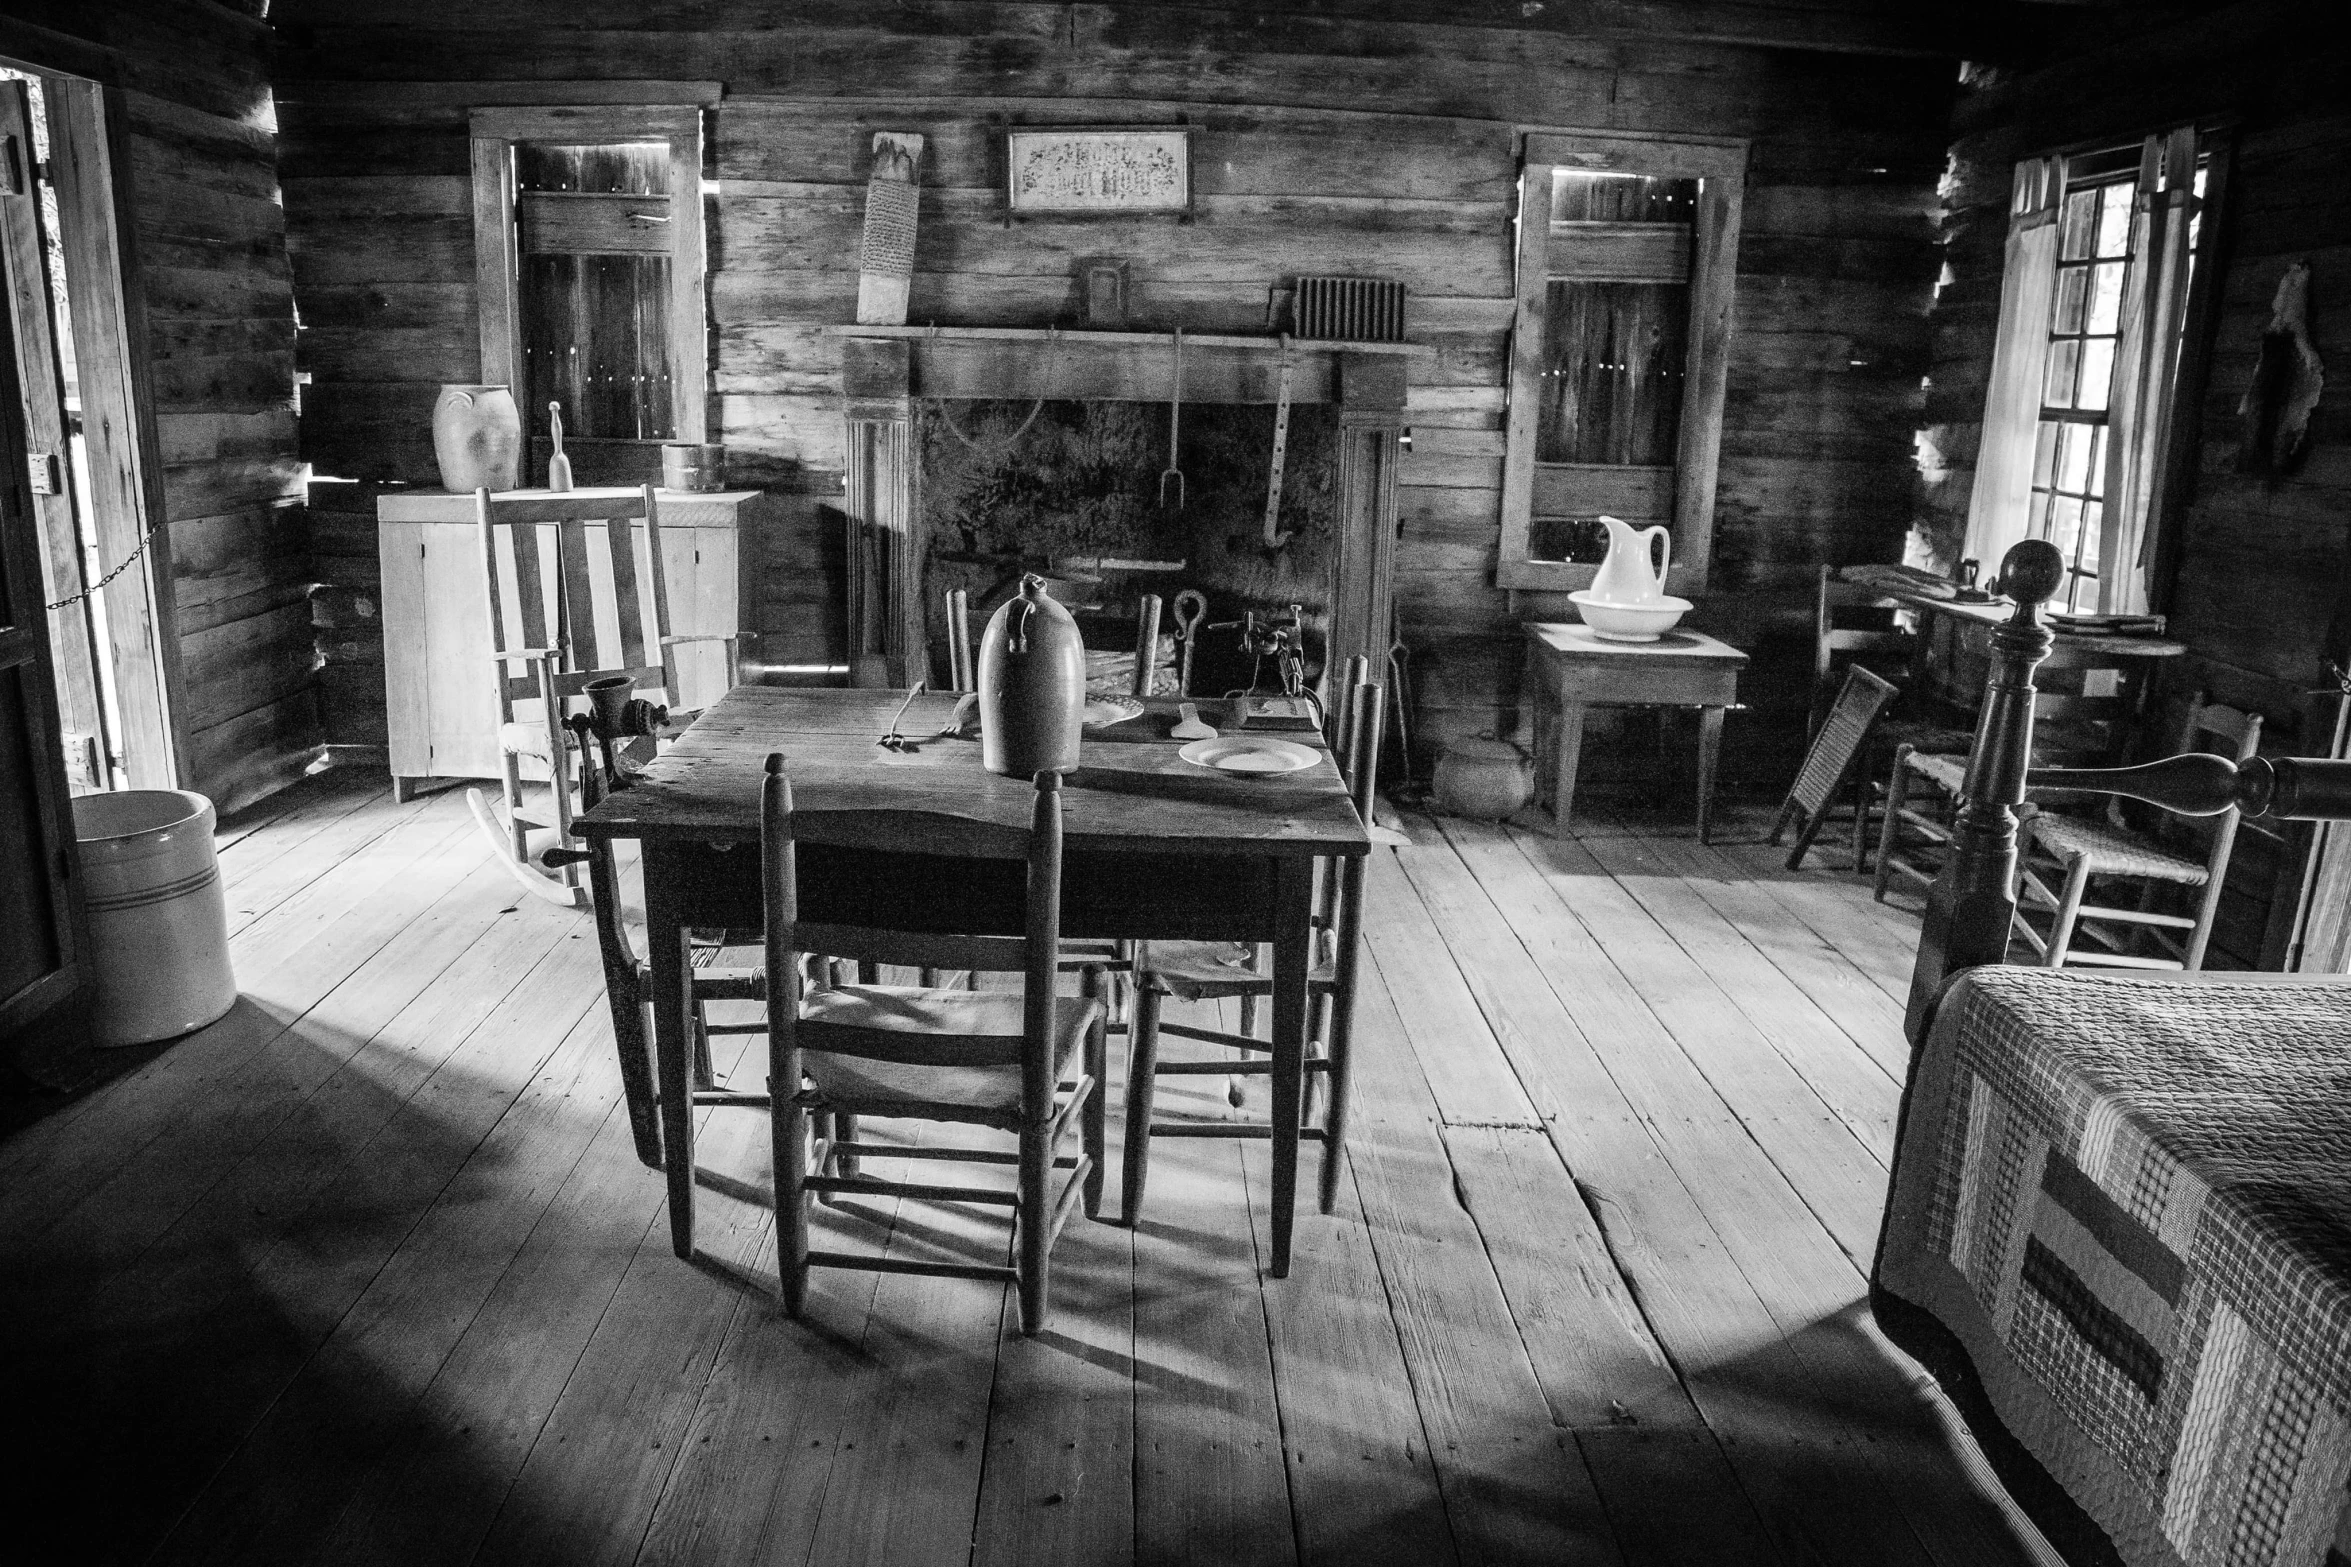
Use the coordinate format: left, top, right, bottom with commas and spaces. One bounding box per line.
0, 768, 2060, 1566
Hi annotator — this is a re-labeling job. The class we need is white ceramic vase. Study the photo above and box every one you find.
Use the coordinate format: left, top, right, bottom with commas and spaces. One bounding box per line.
432, 384, 522, 493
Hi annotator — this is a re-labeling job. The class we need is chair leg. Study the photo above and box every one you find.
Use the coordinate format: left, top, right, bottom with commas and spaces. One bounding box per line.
1018, 1118, 1051, 1337
2044, 857, 2093, 968
2184, 876, 2226, 971
776, 1097, 809, 1318
1873, 753, 1910, 903
1848, 770, 1868, 873
834, 1113, 860, 1181
1318, 1002, 1358, 1218
501, 752, 529, 865
691, 1006, 715, 1091
1080, 965, 1108, 1220
1122, 984, 1164, 1226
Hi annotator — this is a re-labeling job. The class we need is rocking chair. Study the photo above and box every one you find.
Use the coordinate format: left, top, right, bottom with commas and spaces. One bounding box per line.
466, 483, 741, 906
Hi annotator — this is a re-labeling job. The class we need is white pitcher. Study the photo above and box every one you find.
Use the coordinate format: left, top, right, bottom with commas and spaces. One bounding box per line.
1588, 516, 1672, 604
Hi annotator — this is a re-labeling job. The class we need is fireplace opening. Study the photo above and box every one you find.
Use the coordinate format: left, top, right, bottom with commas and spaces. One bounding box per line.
919, 398, 1341, 696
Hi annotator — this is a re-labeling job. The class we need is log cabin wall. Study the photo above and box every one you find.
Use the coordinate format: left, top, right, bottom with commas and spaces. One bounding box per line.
269, 2, 1963, 787
2, 0, 315, 812
1916, 0, 2346, 965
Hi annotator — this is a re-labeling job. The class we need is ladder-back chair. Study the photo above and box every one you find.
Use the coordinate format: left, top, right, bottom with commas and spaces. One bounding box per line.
1813, 566, 1922, 738
2013, 697, 2262, 970
543, 721, 764, 1172
761, 758, 1108, 1335
1119, 658, 1383, 1225
468, 484, 740, 905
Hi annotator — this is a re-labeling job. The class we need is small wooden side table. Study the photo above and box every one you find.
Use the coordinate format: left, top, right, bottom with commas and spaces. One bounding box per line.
1521, 622, 1749, 842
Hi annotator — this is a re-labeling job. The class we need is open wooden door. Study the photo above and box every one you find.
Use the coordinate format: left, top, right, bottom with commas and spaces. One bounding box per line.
0, 229, 87, 1063
1, 78, 107, 793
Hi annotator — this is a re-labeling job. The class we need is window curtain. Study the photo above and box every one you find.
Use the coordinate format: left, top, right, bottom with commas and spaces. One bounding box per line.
2097, 126, 2201, 614
1961, 157, 2065, 568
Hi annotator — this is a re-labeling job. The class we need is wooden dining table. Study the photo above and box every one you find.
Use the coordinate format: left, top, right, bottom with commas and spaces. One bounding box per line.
573, 685, 1371, 1277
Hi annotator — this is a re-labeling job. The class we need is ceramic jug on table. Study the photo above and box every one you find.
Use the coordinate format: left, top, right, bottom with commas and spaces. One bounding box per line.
978, 574, 1085, 778
1589, 516, 1672, 604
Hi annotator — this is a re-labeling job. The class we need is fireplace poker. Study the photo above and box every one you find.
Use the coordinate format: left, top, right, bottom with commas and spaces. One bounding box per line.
1159, 327, 1186, 509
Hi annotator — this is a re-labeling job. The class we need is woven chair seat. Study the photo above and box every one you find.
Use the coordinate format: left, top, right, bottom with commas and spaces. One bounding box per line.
1902, 751, 1969, 795
1141, 940, 1336, 1001
799, 985, 1098, 1118
2026, 813, 2209, 886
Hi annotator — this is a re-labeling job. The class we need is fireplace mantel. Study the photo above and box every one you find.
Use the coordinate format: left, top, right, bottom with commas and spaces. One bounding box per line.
834, 325, 1418, 694
828, 324, 1428, 406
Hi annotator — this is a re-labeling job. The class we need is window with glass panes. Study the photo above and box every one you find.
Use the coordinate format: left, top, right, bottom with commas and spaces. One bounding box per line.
2030, 158, 2136, 612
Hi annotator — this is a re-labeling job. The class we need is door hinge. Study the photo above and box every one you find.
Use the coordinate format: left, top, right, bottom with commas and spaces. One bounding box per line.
2, 132, 24, 197
28, 451, 62, 495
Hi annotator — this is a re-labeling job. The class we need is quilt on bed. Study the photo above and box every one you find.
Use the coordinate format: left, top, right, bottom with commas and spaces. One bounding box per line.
1875, 967, 2351, 1567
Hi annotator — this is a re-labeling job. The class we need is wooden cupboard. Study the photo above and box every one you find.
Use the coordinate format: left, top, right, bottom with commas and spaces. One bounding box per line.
374, 487, 776, 798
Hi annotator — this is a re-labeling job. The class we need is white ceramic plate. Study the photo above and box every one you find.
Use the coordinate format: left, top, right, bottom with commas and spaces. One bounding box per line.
1178, 736, 1320, 775
1082, 695, 1145, 729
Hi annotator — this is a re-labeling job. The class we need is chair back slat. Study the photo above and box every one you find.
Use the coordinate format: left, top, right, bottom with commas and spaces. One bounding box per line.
636, 483, 682, 705
792, 922, 1030, 974
2191, 699, 2262, 759
508, 517, 551, 657
792, 808, 1035, 862
558, 513, 599, 672
474, 489, 517, 720
606, 512, 647, 673
794, 1018, 1027, 1069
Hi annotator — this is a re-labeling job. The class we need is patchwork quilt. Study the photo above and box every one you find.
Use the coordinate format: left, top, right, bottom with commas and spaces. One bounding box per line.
1875, 967, 2351, 1567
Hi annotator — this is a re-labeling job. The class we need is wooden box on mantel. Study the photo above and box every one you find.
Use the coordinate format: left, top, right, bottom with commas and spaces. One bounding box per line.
374, 487, 779, 796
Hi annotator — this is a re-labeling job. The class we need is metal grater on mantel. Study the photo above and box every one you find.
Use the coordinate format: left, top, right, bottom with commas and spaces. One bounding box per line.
1291, 276, 1408, 342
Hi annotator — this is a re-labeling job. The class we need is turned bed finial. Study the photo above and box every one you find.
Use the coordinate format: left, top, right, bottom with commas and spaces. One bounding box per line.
1903, 539, 2066, 1044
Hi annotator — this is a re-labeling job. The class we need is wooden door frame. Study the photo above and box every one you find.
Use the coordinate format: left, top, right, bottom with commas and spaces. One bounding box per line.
0, 39, 186, 791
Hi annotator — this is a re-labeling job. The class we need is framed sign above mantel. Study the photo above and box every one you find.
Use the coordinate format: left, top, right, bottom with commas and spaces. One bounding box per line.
1005, 126, 1193, 217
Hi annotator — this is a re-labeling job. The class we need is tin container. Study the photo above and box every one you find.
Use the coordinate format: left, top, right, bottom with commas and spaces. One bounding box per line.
661, 442, 727, 493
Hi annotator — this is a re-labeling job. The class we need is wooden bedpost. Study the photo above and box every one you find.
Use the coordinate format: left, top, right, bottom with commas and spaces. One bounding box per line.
1904, 540, 2066, 1045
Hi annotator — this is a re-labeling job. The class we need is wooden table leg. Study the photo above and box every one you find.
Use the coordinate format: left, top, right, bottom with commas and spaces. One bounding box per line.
1551, 700, 1588, 840
644, 847, 698, 1258
1697, 705, 1726, 844
1267, 857, 1314, 1279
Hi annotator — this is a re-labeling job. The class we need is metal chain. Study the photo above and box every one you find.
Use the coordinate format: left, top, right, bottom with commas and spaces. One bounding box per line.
44, 518, 164, 613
